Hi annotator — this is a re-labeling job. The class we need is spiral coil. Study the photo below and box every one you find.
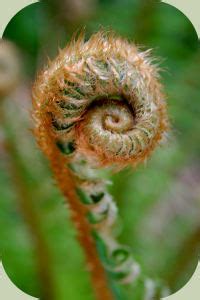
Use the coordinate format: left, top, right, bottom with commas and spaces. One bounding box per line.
33, 31, 167, 167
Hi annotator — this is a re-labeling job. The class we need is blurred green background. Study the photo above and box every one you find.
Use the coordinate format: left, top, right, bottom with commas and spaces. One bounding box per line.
0, 1, 200, 299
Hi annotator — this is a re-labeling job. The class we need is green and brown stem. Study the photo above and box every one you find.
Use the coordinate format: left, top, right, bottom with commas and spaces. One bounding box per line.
35, 120, 114, 300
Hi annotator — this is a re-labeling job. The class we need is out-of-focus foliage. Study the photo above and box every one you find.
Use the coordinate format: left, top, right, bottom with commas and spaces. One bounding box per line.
0, 1, 199, 299
0, 40, 21, 99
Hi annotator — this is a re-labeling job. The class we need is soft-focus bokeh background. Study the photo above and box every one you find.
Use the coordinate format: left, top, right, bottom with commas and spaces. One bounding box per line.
0, 1, 199, 299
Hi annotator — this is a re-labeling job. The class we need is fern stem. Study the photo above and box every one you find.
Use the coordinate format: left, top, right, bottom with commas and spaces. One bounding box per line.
37, 121, 114, 300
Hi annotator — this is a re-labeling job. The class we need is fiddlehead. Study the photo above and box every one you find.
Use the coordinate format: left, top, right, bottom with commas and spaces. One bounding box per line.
32, 31, 168, 299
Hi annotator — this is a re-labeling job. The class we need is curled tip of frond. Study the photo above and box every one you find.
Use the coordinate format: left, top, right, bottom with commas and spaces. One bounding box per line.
33, 30, 168, 169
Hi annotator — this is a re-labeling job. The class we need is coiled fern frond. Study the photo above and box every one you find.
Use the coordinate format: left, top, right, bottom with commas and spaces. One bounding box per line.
32, 31, 168, 300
